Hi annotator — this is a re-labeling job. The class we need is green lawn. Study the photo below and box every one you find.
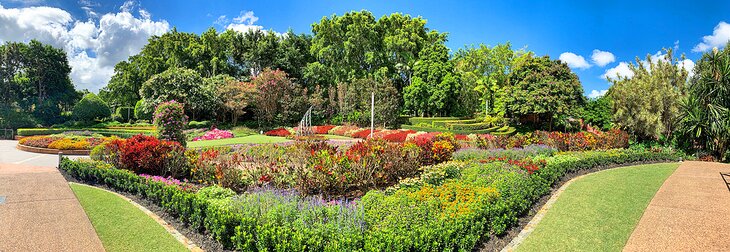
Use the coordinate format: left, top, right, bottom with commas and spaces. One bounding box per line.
187, 134, 290, 148
70, 183, 187, 252
516, 163, 678, 252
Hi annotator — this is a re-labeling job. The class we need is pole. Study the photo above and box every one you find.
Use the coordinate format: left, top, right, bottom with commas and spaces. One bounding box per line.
370, 92, 374, 138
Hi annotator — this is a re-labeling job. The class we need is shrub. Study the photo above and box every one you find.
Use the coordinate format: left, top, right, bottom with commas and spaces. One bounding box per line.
313, 125, 336, 134
351, 129, 377, 139
111, 134, 186, 177
114, 107, 134, 123
153, 100, 188, 146
264, 128, 291, 137
73, 93, 111, 122
134, 99, 153, 120
188, 120, 212, 129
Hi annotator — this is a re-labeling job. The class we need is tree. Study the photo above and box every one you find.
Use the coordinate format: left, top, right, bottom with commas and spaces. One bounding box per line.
251, 69, 307, 126
609, 49, 688, 140
507, 54, 585, 130
139, 68, 217, 120
338, 77, 401, 127
582, 95, 613, 130
207, 75, 257, 125
0, 40, 78, 126
403, 32, 460, 116
73, 93, 111, 122
453, 43, 522, 116
679, 45, 730, 160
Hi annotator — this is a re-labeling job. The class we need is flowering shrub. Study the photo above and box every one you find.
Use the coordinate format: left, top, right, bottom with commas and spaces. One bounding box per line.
153, 100, 188, 146
139, 174, 196, 191
351, 129, 377, 139
453, 145, 558, 161
475, 129, 630, 151
264, 127, 291, 136
312, 125, 336, 134
328, 125, 360, 136
192, 128, 234, 141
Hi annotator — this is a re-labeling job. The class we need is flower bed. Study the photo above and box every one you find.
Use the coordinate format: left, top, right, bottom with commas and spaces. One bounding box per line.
60, 145, 685, 251
18, 134, 112, 150
192, 128, 234, 141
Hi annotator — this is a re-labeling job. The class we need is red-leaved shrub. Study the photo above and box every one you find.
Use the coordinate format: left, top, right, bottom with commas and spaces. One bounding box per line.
264, 128, 291, 137
312, 125, 336, 134
352, 129, 378, 139
116, 135, 184, 176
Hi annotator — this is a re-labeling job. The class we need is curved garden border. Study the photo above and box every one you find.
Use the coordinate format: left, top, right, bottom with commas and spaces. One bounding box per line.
477, 161, 683, 251
69, 182, 203, 252
16, 143, 91, 155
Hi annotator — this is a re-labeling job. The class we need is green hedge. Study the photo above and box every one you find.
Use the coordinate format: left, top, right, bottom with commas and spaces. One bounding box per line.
431, 119, 482, 129
448, 122, 493, 131
59, 147, 684, 251
407, 117, 462, 126
17, 128, 154, 138
401, 124, 500, 135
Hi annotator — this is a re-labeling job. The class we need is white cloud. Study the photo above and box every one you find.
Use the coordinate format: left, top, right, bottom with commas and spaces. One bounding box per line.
591, 49, 615, 67
693, 21, 730, 52
680, 59, 695, 77
0, 4, 169, 92
602, 62, 634, 80
559, 52, 591, 69
220, 11, 265, 33
587, 89, 608, 99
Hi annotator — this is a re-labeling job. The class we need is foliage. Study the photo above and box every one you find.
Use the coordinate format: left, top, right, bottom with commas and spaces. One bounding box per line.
154, 101, 188, 146
114, 107, 135, 123
473, 129, 629, 151
73, 93, 112, 122
678, 45, 730, 161
140, 68, 217, 120
453, 43, 523, 116
404, 32, 462, 116
0, 40, 79, 126
609, 49, 688, 140
337, 77, 402, 127
95, 135, 187, 177
207, 75, 257, 125
251, 69, 307, 126
134, 99, 152, 121
264, 128, 292, 137
507, 54, 586, 129
582, 95, 613, 130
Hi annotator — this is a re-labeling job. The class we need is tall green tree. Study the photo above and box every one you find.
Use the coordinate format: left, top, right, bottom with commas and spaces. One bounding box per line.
403, 32, 461, 116
582, 95, 614, 130
453, 43, 522, 116
139, 67, 217, 120
609, 49, 688, 140
679, 45, 730, 160
507, 54, 585, 130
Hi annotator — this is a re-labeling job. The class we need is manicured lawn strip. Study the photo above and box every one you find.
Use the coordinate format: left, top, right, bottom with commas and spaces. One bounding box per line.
187, 134, 290, 147
69, 183, 187, 252
516, 163, 679, 252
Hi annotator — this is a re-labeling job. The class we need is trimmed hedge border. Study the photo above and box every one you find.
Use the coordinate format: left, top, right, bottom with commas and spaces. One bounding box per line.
59, 148, 685, 252
17, 128, 155, 138
17, 143, 91, 155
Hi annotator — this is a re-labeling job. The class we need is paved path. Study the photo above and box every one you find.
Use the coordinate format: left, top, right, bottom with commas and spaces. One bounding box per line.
624, 161, 730, 251
0, 140, 104, 251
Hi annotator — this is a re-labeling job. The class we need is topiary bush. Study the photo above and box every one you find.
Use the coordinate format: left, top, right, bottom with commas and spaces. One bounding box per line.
114, 107, 134, 123
134, 99, 153, 120
73, 93, 111, 122
153, 100, 188, 146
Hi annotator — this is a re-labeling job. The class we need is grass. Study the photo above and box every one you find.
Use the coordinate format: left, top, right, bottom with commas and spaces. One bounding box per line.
70, 183, 187, 252
187, 134, 290, 148
516, 163, 679, 252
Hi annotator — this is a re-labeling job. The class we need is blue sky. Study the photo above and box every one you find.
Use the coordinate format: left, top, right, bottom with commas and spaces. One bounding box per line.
2, 0, 730, 96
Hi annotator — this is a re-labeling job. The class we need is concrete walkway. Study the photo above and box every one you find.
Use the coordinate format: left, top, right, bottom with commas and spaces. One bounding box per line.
0, 140, 103, 251
624, 161, 730, 251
